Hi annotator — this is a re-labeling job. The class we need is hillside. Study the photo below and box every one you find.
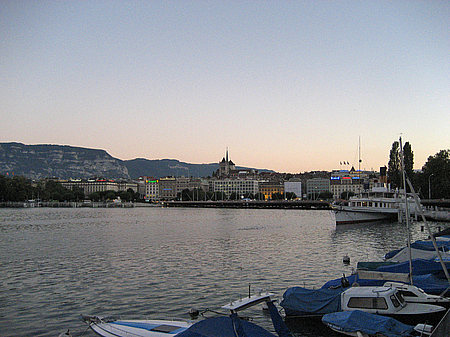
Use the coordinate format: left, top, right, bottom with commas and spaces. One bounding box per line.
0, 142, 129, 180
0, 142, 271, 179
123, 158, 219, 179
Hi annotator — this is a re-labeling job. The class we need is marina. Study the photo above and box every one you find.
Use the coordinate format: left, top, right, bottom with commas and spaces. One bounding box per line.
1, 207, 448, 336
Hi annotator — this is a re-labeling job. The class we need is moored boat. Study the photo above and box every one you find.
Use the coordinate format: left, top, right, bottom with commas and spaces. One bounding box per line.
383, 282, 450, 308
321, 310, 433, 337
333, 184, 419, 225
280, 285, 446, 325
82, 292, 293, 337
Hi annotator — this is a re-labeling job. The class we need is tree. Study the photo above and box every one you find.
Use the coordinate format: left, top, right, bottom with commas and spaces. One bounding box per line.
180, 189, 191, 201
285, 192, 297, 200
340, 191, 355, 200
403, 142, 414, 181
387, 140, 414, 190
420, 150, 450, 199
254, 192, 265, 200
271, 192, 283, 200
213, 191, 226, 200
318, 191, 333, 200
388, 141, 401, 189
229, 192, 239, 200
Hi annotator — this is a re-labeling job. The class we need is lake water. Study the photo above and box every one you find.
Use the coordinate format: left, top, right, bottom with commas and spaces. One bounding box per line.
0, 207, 444, 337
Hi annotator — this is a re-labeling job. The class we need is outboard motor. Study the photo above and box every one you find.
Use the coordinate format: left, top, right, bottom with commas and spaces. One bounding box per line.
341, 273, 350, 288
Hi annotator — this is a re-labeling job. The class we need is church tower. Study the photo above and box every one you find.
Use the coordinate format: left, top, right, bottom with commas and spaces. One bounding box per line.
218, 148, 235, 177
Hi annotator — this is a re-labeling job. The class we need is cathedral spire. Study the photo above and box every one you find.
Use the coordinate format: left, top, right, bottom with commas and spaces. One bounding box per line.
226, 147, 229, 162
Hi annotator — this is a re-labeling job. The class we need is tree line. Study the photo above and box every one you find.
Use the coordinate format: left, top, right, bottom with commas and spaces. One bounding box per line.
0, 176, 85, 202
1, 144, 448, 201
387, 142, 449, 199
0, 176, 140, 202
178, 189, 298, 201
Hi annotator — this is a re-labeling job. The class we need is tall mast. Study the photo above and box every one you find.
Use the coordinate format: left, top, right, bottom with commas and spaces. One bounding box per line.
358, 136, 362, 192
358, 136, 361, 172
399, 136, 414, 285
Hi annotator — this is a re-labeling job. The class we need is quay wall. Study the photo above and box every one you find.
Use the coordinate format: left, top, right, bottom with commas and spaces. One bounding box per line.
163, 200, 332, 210
0, 201, 135, 208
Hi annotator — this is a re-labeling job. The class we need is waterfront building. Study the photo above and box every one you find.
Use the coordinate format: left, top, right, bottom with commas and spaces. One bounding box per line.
259, 181, 284, 200
175, 176, 190, 195
306, 178, 330, 199
117, 181, 139, 193
189, 177, 209, 192
330, 177, 362, 199
144, 178, 159, 202
209, 179, 259, 199
159, 177, 177, 200
329, 167, 375, 199
284, 180, 302, 199
60, 179, 138, 197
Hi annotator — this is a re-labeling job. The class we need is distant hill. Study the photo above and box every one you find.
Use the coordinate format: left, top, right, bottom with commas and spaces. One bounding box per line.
123, 158, 219, 179
0, 142, 272, 180
0, 142, 129, 180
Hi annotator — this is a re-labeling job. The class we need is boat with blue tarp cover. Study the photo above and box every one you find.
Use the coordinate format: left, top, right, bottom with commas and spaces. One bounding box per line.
281, 285, 446, 325
81, 291, 293, 337
280, 287, 343, 317
176, 314, 278, 337
358, 258, 450, 276
321, 273, 450, 296
385, 237, 450, 262
177, 301, 291, 337
321, 310, 433, 337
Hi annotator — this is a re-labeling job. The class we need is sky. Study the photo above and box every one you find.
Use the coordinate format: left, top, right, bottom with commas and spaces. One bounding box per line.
1, 1, 449, 173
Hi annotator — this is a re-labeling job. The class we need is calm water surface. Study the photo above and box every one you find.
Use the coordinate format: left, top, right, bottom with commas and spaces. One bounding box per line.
0, 207, 443, 336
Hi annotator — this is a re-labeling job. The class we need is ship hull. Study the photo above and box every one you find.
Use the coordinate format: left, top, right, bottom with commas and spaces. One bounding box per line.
334, 209, 397, 225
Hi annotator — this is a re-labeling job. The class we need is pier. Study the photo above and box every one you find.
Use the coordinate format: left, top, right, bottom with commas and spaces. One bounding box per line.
422, 199, 450, 222
162, 200, 332, 209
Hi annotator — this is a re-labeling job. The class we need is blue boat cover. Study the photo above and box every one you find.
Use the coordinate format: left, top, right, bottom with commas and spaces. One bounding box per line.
376, 258, 450, 275
176, 314, 277, 337
266, 301, 293, 337
280, 287, 343, 316
112, 321, 187, 334
413, 274, 450, 296
356, 261, 397, 270
385, 240, 450, 259
322, 310, 414, 337
385, 248, 402, 260
411, 240, 450, 252
321, 274, 380, 289
321, 273, 450, 295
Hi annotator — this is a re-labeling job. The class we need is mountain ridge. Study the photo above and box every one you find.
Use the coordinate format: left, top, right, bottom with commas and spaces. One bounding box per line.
0, 142, 272, 180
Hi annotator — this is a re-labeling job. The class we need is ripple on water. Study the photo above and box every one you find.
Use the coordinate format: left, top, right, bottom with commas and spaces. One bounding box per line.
0, 207, 444, 337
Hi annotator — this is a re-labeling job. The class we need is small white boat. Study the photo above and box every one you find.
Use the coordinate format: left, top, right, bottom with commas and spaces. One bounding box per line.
81, 316, 192, 337
82, 292, 292, 337
383, 282, 450, 308
281, 285, 446, 326
341, 286, 445, 325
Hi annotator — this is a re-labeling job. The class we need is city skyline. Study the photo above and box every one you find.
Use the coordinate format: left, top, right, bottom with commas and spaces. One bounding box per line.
1, 1, 449, 173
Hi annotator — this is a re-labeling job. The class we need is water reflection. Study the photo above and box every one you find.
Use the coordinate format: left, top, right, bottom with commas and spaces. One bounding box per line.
0, 208, 444, 336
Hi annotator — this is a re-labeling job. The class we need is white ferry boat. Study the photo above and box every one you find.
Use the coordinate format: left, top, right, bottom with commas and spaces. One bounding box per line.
333, 184, 420, 225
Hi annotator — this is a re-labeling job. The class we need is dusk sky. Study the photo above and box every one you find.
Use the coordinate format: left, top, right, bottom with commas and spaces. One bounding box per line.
1, 1, 448, 173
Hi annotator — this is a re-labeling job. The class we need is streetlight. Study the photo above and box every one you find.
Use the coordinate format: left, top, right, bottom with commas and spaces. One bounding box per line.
428, 173, 434, 199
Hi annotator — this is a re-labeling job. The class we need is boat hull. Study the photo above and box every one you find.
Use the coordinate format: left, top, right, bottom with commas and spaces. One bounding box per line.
88, 319, 192, 337
334, 209, 397, 225
285, 309, 445, 327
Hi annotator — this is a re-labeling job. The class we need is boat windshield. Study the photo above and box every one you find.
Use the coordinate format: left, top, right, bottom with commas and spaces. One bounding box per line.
390, 295, 400, 308
395, 292, 406, 306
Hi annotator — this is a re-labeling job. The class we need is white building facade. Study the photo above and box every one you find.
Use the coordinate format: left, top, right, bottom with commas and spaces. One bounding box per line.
209, 179, 259, 198
284, 181, 302, 199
